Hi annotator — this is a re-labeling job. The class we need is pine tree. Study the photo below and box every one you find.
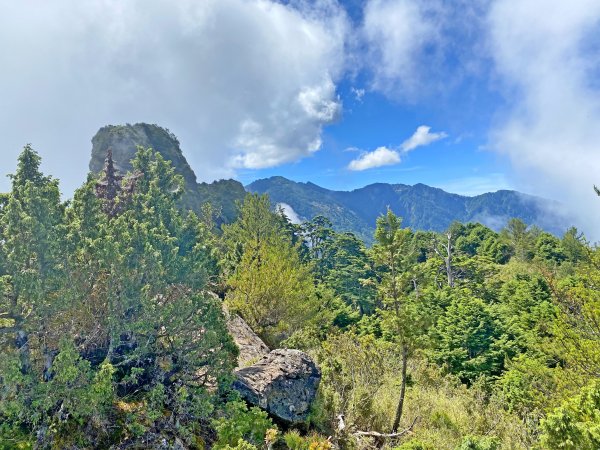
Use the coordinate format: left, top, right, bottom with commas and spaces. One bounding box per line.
224, 194, 318, 346
95, 149, 122, 215
1, 145, 65, 370
372, 209, 426, 433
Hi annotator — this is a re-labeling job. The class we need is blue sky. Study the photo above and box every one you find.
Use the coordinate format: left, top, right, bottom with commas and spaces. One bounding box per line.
237, 76, 513, 195
0, 0, 599, 233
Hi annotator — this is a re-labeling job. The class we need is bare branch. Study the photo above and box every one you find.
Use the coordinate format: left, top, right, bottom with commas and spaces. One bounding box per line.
353, 416, 419, 439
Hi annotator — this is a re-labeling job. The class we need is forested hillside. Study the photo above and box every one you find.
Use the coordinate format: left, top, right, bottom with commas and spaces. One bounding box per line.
247, 177, 567, 244
1, 146, 599, 449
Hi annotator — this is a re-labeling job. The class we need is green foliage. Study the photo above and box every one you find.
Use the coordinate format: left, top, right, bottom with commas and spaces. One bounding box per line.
393, 440, 435, 450
0, 147, 236, 447
219, 440, 258, 450
495, 354, 558, 422
212, 401, 274, 449
540, 380, 600, 450
306, 217, 377, 316
500, 218, 536, 261
561, 227, 587, 263
552, 248, 600, 376
316, 332, 403, 432
0, 144, 596, 449
534, 232, 566, 264
432, 293, 515, 383
456, 435, 500, 450
284, 430, 306, 450
225, 194, 320, 346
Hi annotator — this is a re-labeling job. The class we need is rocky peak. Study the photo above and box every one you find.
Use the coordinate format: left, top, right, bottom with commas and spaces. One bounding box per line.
89, 123, 247, 223
90, 123, 198, 189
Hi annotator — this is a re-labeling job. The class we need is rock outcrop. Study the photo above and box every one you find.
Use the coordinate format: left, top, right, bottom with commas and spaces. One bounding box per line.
90, 124, 198, 188
225, 312, 270, 368
233, 349, 321, 424
89, 123, 246, 224
224, 310, 321, 424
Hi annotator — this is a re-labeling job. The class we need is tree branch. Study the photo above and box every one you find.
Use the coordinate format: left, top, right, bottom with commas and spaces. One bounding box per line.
353, 416, 419, 439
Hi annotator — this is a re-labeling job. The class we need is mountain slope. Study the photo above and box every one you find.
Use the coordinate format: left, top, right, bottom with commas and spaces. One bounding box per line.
90, 124, 246, 223
247, 176, 566, 243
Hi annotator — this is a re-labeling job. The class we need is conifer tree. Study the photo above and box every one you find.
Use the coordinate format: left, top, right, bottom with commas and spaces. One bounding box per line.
224, 194, 319, 346
372, 209, 426, 433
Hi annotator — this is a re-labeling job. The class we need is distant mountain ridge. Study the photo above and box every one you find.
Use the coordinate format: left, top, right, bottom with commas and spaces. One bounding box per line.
247, 176, 566, 243
88, 124, 566, 242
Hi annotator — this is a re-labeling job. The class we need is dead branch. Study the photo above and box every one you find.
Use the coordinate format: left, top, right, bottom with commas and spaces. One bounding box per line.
353, 416, 419, 439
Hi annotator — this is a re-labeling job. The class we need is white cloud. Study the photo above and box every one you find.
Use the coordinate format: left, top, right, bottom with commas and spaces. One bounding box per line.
348, 146, 401, 171
362, 0, 437, 97
0, 0, 348, 195
361, 0, 488, 100
401, 125, 448, 151
347, 124, 446, 171
277, 202, 303, 224
488, 0, 600, 238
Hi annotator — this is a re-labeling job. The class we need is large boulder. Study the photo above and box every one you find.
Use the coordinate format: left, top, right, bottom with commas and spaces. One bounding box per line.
233, 349, 321, 424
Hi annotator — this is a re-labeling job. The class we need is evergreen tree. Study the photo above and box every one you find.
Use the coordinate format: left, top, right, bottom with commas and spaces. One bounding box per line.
225, 194, 318, 346
372, 209, 426, 433
0, 147, 237, 447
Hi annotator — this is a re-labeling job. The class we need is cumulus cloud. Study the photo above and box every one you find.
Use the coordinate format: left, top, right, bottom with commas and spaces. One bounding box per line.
0, 0, 348, 195
348, 146, 401, 171
348, 125, 446, 171
488, 0, 600, 238
401, 125, 448, 151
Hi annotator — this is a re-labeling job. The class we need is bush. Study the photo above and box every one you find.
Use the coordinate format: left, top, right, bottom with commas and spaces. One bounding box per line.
213, 401, 274, 449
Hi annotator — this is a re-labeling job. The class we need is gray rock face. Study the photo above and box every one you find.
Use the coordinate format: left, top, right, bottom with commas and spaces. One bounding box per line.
225, 312, 270, 368
90, 124, 202, 217
90, 123, 198, 188
89, 123, 246, 223
233, 349, 321, 424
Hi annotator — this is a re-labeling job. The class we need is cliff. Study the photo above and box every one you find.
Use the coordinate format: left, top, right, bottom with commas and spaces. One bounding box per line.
90, 124, 245, 224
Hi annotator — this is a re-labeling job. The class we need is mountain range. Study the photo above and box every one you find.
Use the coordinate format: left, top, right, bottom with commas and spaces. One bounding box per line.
89, 124, 567, 243
247, 177, 566, 243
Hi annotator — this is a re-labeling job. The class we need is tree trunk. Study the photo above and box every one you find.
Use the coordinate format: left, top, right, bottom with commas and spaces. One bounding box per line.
392, 344, 409, 433
445, 233, 454, 288
16, 329, 31, 374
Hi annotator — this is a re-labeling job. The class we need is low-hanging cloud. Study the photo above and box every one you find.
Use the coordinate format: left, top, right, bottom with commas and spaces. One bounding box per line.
0, 0, 347, 195
488, 0, 600, 239
277, 202, 303, 225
